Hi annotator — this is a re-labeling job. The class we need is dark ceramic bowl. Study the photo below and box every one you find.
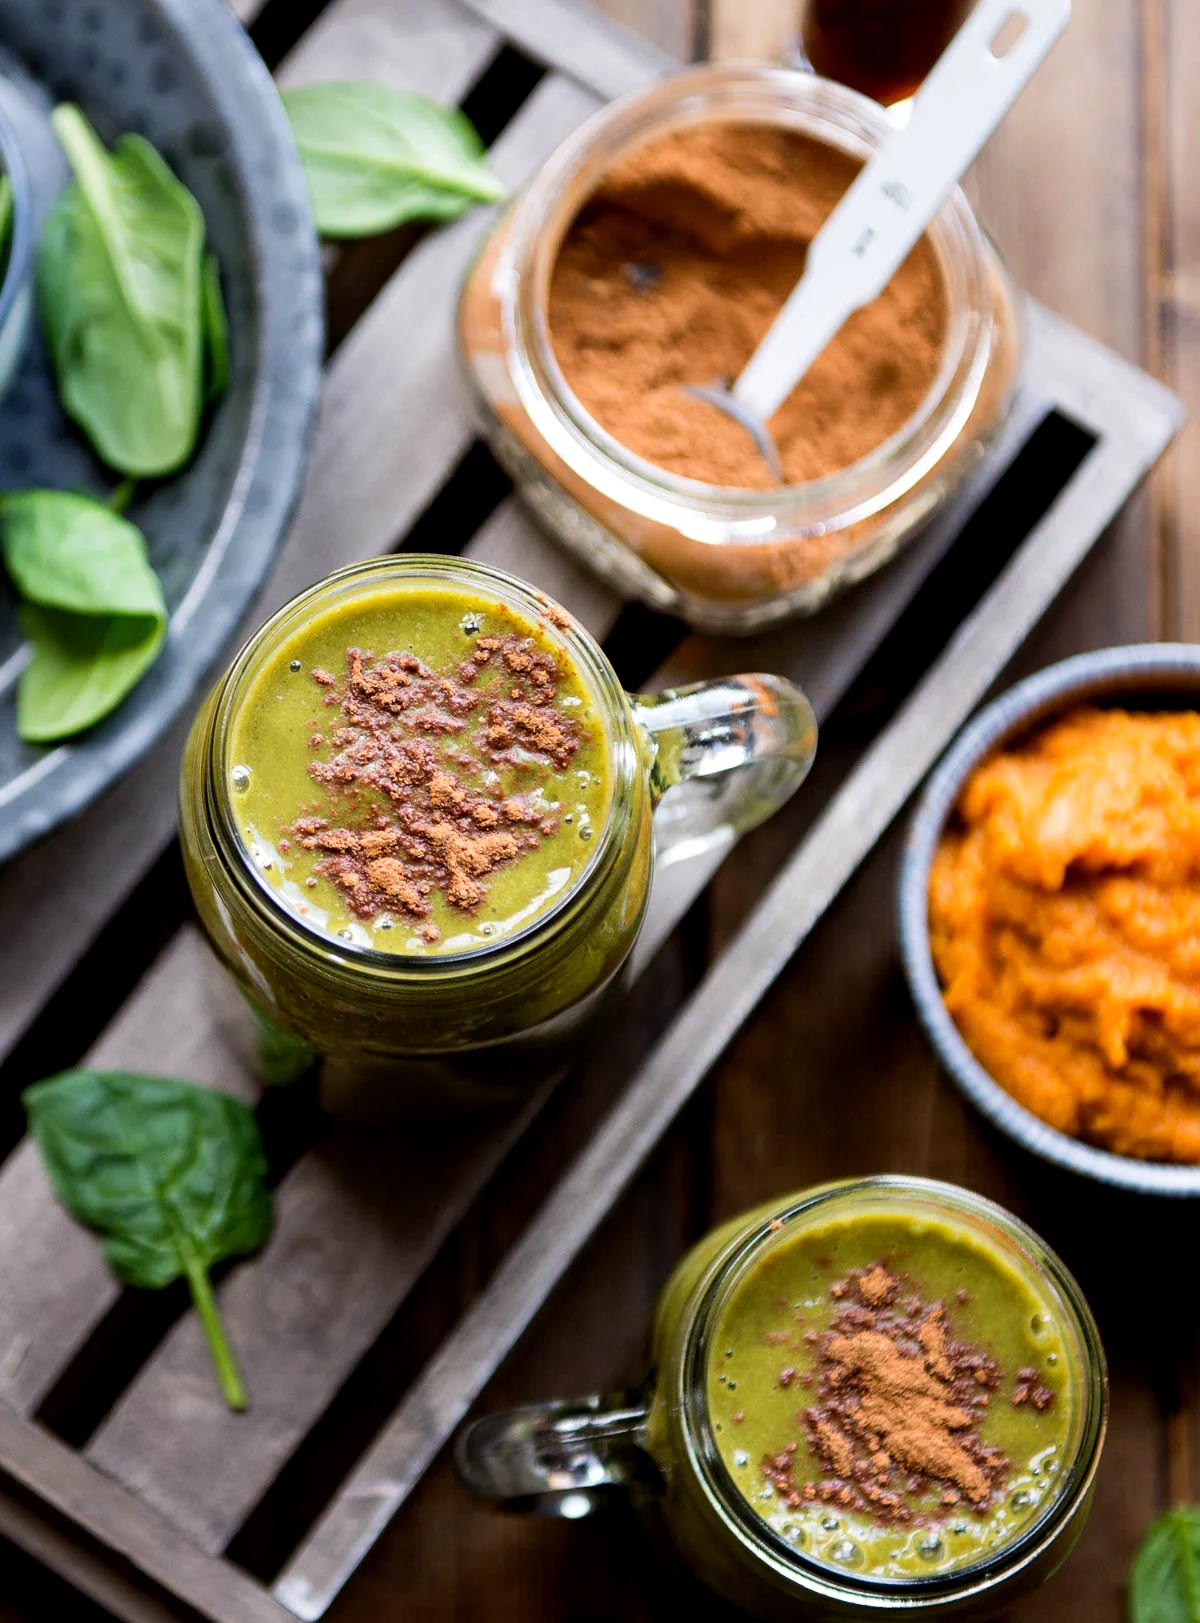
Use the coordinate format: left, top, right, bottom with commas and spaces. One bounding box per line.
0, 0, 323, 860
898, 643, 1200, 1197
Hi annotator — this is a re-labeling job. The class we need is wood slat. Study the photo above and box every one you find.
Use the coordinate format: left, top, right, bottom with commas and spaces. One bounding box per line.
0, 725, 187, 1076
1149, 0, 1200, 1523
459, 0, 675, 97
1158, 2, 1200, 640
464, 499, 620, 632
84, 1100, 549, 1555
0, 1408, 290, 1623
590, 0, 694, 59
0, 1485, 187, 1623
278, 0, 497, 93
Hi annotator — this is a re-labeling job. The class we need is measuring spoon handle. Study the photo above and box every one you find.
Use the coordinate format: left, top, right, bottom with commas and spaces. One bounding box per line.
735, 0, 1070, 422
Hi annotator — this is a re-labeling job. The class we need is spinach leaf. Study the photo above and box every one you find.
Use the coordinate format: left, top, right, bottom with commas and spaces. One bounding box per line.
200, 250, 229, 406
0, 173, 12, 276
24, 1070, 272, 1412
3, 489, 165, 617
38, 105, 205, 477
0, 489, 167, 742
1131, 1507, 1200, 1623
17, 603, 165, 742
281, 82, 505, 238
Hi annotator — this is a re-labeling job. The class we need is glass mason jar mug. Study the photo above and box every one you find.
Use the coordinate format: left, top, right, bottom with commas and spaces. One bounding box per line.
458, 1178, 1108, 1620
458, 64, 1023, 635
180, 555, 816, 1119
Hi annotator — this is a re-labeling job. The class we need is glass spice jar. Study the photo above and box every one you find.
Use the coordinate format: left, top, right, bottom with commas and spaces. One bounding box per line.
458, 1177, 1107, 1621
458, 64, 1023, 635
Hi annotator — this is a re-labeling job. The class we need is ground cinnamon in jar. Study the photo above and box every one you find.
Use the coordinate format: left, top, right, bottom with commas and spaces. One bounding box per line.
548, 121, 947, 490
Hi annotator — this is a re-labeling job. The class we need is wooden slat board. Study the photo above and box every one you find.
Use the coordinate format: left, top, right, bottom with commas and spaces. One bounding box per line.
1158, 2, 1200, 648
0, 3, 1187, 1623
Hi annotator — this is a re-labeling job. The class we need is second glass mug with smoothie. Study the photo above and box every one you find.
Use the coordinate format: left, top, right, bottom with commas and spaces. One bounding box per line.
179, 554, 816, 1118
458, 1177, 1108, 1620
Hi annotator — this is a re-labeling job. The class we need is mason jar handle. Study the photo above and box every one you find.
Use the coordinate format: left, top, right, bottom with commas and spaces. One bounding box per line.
456, 1393, 656, 1516
632, 674, 817, 865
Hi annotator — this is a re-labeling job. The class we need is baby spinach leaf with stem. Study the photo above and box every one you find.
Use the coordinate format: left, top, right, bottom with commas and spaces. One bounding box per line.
0, 489, 167, 741
23, 1070, 273, 1413
200, 249, 229, 405
38, 105, 206, 477
280, 82, 505, 238
1131, 1506, 1200, 1623
106, 477, 137, 515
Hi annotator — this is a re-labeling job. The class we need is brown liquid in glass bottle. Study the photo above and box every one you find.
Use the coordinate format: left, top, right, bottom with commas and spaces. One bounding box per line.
800, 0, 972, 104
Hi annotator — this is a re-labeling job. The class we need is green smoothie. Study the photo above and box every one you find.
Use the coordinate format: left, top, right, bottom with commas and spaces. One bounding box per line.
227, 581, 612, 956
706, 1210, 1075, 1582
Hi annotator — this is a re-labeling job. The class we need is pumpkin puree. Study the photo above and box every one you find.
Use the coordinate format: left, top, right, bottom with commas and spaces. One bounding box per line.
929, 707, 1200, 1163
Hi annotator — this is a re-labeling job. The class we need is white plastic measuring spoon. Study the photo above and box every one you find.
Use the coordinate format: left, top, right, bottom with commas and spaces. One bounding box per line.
700, 0, 1070, 470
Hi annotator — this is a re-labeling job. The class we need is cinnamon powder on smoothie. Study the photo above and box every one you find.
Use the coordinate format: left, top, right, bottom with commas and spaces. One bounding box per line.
763, 1263, 1017, 1523
287, 633, 580, 936
548, 121, 947, 490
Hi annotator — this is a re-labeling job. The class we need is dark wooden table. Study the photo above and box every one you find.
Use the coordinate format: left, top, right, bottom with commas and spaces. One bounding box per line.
2, 1, 1195, 1619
